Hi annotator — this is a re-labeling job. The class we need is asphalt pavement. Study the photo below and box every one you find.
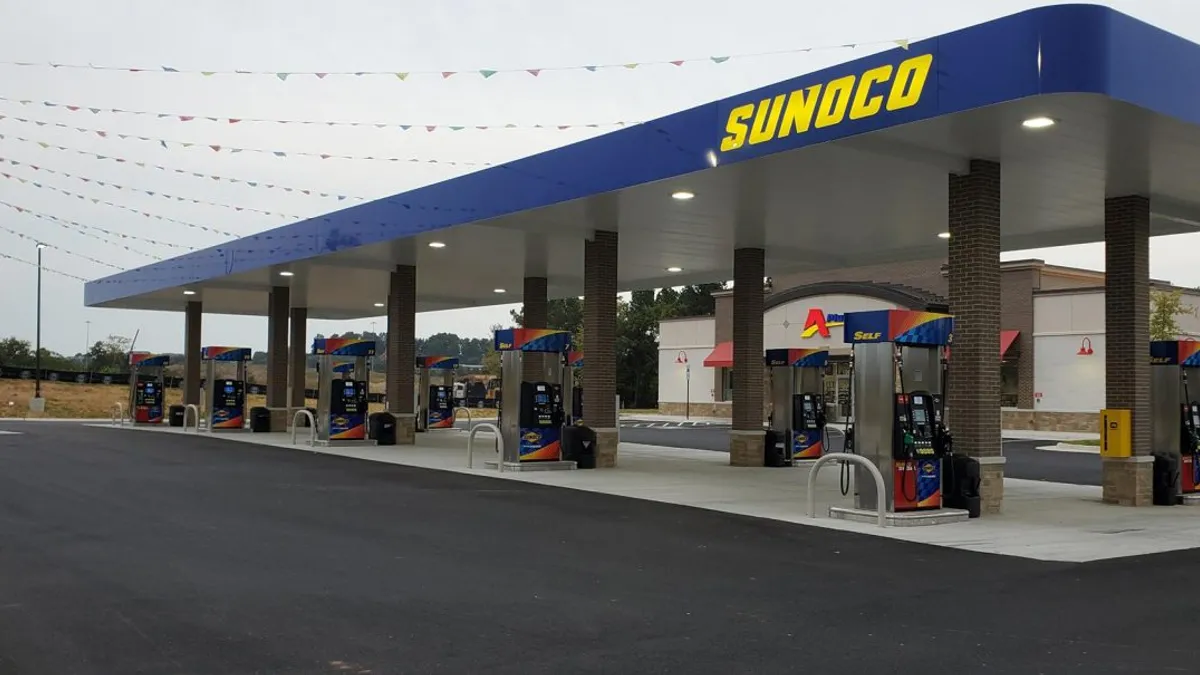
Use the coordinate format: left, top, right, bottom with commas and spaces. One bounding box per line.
1, 422, 1193, 673
616, 425, 1101, 485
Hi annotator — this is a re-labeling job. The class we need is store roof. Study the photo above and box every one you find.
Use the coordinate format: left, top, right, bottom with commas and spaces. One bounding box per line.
85, 4, 1200, 319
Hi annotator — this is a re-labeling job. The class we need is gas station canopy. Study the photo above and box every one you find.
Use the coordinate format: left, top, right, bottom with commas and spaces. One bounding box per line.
85, 4, 1200, 320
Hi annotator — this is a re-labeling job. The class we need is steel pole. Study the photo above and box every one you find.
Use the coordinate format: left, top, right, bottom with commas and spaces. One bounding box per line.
35, 245, 43, 399
685, 364, 690, 420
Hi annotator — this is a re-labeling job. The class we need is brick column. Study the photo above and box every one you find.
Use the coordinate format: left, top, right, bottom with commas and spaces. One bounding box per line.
386, 265, 417, 444
1103, 195, 1153, 505
521, 276, 549, 383
948, 159, 1005, 513
266, 286, 290, 428
583, 231, 619, 467
288, 306, 307, 411
183, 300, 202, 406
729, 248, 765, 466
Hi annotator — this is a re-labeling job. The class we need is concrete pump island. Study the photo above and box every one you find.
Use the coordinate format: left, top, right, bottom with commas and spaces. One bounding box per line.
82, 5, 1200, 562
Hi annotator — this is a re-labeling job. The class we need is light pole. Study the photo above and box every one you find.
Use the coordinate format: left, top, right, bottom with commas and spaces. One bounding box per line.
34, 242, 46, 405
676, 351, 690, 420
85, 319, 92, 380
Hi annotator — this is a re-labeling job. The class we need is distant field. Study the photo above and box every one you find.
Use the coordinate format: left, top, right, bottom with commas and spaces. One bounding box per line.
0, 380, 497, 420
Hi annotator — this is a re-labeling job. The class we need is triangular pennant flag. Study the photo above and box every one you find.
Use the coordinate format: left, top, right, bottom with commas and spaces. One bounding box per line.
441, 71, 456, 79
527, 69, 541, 76
273, 151, 286, 157
623, 63, 638, 69
95, 131, 107, 137
89, 108, 100, 113
558, 125, 570, 130
337, 195, 346, 201
670, 60, 685, 66
179, 115, 194, 122
205, 117, 218, 122
584, 66, 598, 72
37, 142, 49, 148
893, 39, 910, 50
314, 73, 328, 79
247, 182, 257, 187
479, 69, 497, 78
66, 105, 80, 111
394, 72, 408, 81
230, 148, 242, 153
228, 118, 241, 124
710, 56, 730, 63
426, 125, 436, 132
276, 73, 290, 81
181, 142, 193, 148
135, 162, 145, 167
162, 66, 178, 72
43, 102, 56, 107
449, 126, 464, 131
201, 71, 215, 76
210, 145, 221, 152
161, 140, 168, 148
505, 123, 517, 128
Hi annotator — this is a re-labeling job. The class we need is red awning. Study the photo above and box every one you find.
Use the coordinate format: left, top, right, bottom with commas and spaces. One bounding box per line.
703, 341, 734, 368
1000, 330, 1020, 358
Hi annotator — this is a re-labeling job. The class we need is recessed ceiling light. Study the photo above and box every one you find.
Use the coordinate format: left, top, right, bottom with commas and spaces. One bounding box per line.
278, 270, 294, 277
1022, 116, 1055, 129
493, 288, 506, 294
666, 266, 683, 273
373, 302, 385, 308
937, 232, 951, 239
671, 191, 695, 201
428, 241, 446, 249
183, 290, 196, 295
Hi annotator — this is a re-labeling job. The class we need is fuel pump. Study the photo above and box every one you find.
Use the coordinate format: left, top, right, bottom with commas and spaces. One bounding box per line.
764, 348, 828, 465
1150, 341, 1200, 497
493, 328, 575, 469
843, 309, 954, 513
312, 337, 375, 444
129, 352, 170, 424
200, 346, 252, 431
415, 356, 458, 431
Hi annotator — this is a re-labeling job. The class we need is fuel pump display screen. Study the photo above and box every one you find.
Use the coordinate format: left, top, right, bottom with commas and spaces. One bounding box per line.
912, 408, 927, 425
332, 380, 366, 415
209, 379, 246, 429
214, 380, 244, 408
144, 384, 155, 394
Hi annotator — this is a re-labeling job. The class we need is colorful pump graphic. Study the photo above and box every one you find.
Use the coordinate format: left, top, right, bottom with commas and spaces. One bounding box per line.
764, 348, 829, 461
312, 338, 375, 442
200, 346, 252, 430
129, 352, 171, 424
494, 329, 572, 462
1151, 340, 1200, 497
416, 356, 459, 430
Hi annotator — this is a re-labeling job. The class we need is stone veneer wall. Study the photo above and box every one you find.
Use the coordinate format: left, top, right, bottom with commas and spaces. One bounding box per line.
1001, 409, 1099, 433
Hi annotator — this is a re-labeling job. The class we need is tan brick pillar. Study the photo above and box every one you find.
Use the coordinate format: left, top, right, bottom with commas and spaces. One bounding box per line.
288, 306, 307, 410
183, 300, 202, 406
386, 265, 417, 444
1103, 195, 1153, 505
948, 159, 1005, 513
583, 231, 619, 467
266, 286, 290, 428
729, 248, 765, 466
521, 276, 549, 384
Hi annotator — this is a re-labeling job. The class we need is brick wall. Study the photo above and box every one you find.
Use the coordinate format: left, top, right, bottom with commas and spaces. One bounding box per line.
731, 249, 765, 431
947, 160, 1002, 458
1104, 196, 1151, 456
1000, 267, 1038, 409
266, 286, 290, 408
184, 301, 202, 405
387, 265, 417, 415
583, 232, 618, 428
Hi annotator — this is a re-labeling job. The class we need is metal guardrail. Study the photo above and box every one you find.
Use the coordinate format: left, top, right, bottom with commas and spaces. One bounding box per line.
110, 402, 126, 427
467, 423, 502, 471
453, 406, 473, 430
806, 453, 887, 528
182, 404, 200, 433
291, 409, 316, 448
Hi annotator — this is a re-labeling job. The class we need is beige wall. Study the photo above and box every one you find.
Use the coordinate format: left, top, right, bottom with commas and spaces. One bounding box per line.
658, 317, 717, 405
763, 294, 902, 354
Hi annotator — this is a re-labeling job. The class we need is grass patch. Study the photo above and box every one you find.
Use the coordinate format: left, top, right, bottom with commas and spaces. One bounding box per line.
1067, 438, 1101, 447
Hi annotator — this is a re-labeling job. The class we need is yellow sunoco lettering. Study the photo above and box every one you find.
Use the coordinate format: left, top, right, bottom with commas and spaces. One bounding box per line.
748, 95, 787, 145
849, 65, 894, 120
886, 53, 932, 111
814, 75, 856, 129
719, 103, 755, 152
777, 84, 822, 138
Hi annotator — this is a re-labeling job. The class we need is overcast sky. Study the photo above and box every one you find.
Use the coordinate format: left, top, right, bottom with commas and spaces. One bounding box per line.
0, 0, 1194, 355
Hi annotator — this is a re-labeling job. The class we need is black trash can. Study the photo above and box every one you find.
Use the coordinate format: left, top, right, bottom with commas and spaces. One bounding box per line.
368, 412, 388, 440
1153, 452, 1180, 506
373, 412, 397, 446
942, 455, 982, 518
565, 424, 598, 469
249, 406, 272, 433
303, 407, 316, 427
764, 429, 789, 467
168, 405, 185, 427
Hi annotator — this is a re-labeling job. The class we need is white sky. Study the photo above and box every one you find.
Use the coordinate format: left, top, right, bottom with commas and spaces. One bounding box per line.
0, 0, 1195, 355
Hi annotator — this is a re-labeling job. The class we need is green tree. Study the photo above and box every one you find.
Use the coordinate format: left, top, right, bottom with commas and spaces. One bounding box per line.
616, 290, 661, 408
481, 324, 503, 377
510, 298, 584, 335
1150, 289, 1198, 340
0, 337, 35, 367
422, 332, 462, 357
657, 283, 725, 319
87, 335, 133, 373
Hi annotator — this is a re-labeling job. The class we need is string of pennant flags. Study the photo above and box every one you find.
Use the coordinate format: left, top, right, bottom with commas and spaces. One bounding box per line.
0, 38, 913, 81
0, 157, 301, 220
0, 222, 124, 270
0, 250, 92, 282
0, 162, 275, 237
0, 133, 364, 201
0, 96, 634, 131
0, 115, 492, 165
0, 199, 184, 257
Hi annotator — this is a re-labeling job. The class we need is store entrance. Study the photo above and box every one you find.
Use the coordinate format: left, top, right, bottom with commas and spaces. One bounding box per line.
823, 358, 853, 423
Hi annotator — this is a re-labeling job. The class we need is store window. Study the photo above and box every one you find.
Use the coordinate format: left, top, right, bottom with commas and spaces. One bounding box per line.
721, 368, 734, 401
1000, 360, 1019, 407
